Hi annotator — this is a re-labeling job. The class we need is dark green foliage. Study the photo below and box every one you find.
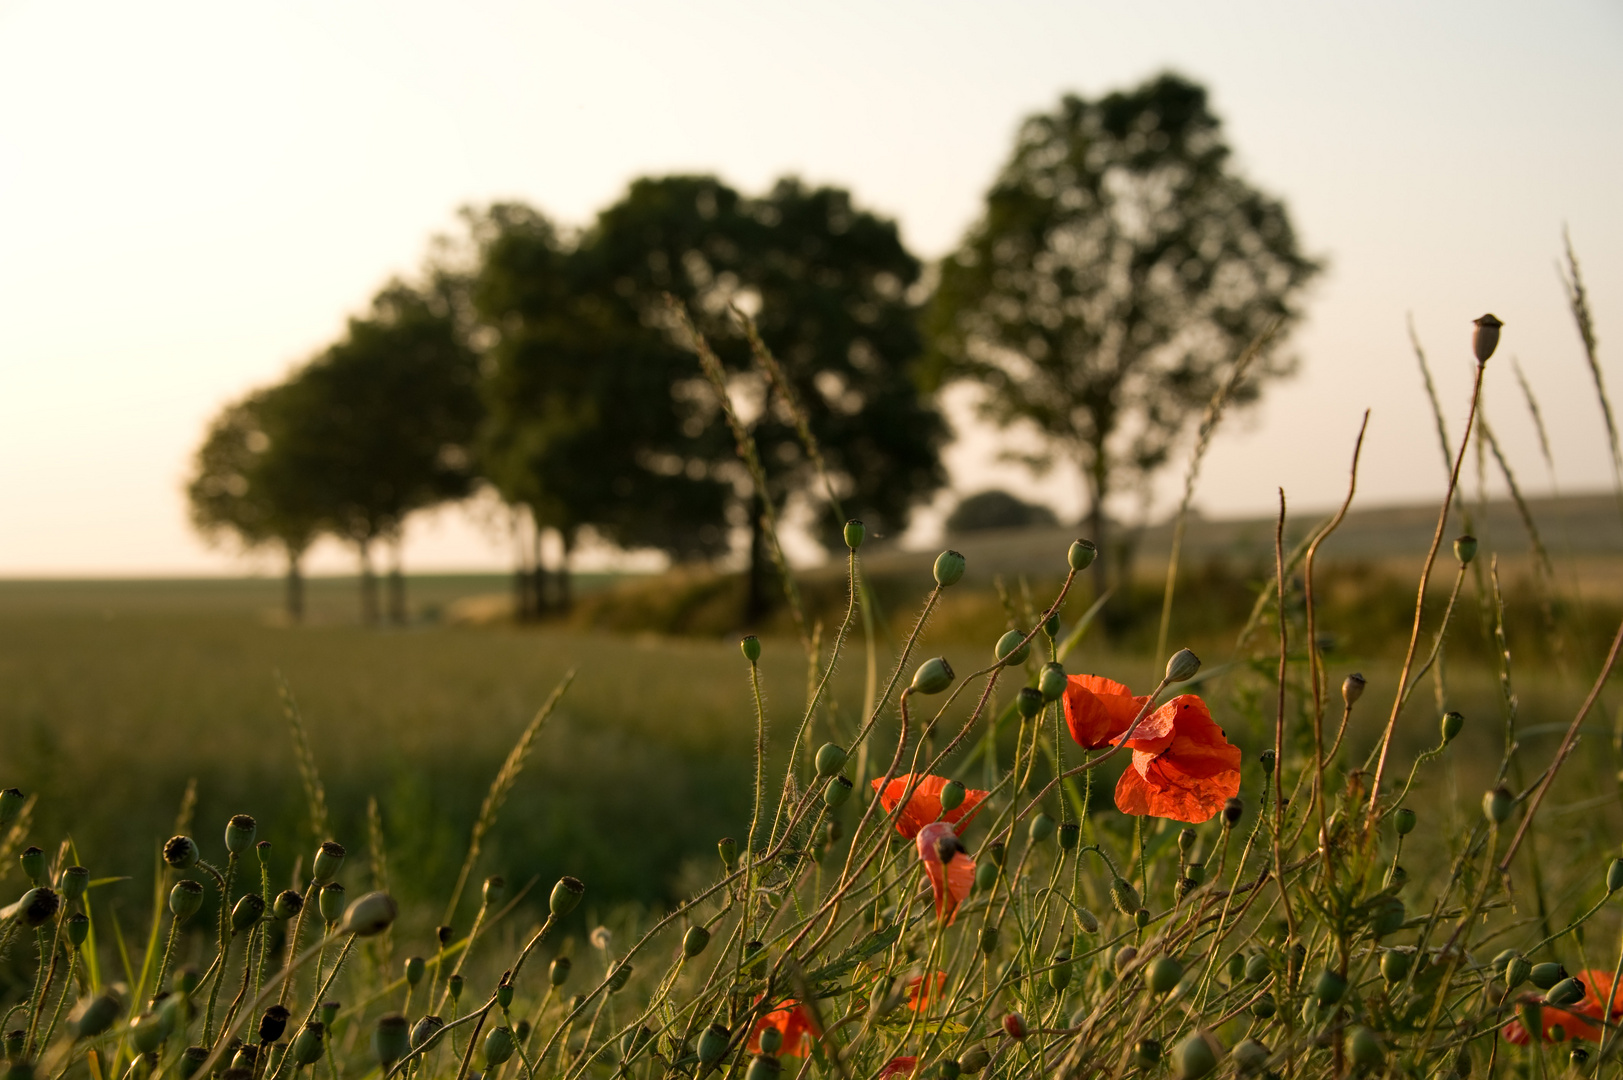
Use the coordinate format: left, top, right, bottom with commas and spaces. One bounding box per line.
945, 490, 1058, 534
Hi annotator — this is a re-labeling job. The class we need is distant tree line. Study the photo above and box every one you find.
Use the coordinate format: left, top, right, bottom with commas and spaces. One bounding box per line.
188, 74, 1318, 623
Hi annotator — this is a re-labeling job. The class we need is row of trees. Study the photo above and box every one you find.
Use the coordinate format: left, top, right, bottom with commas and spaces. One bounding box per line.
189, 74, 1318, 623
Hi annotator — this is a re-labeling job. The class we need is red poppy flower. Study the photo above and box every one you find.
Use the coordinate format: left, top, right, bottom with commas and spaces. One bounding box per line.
879, 1056, 918, 1078
905, 971, 947, 1012
1113, 694, 1241, 824
872, 773, 989, 839
748, 998, 819, 1056
1063, 674, 1152, 749
916, 821, 976, 923
1504, 971, 1623, 1044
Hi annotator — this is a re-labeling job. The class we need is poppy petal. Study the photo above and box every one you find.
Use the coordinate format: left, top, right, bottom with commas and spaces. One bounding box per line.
1063, 674, 1150, 749
873, 774, 989, 838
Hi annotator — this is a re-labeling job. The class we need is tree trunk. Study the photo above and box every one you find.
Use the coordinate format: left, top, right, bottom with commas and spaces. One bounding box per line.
531, 524, 548, 618
557, 529, 574, 612
284, 548, 305, 624
387, 535, 407, 625
358, 539, 379, 626
1085, 443, 1111, 595
744, 497, 771, 625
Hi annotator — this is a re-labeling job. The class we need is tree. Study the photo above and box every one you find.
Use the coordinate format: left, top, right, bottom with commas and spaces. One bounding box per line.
945, 489, 1058, 534
927, 73, 1320, 587
187, 385, 323, 621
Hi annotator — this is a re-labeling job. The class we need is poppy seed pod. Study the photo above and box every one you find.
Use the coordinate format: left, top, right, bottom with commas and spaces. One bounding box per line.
934, 833, 965, 865
318, 1002, 339, 1028
60, 865, 89, 902
230, 1048, 257, 1074
938, 1061, 963, 1080
758, 1026, 783, 1055
1505, 954, 1532, 987
550, 876, 585, 916
1114, 945, 1138, 974
1472, 314, 1503, 364
176, 966, 200, 994
1490, 948, 1517, 977
1483, 786, 1514, 824
1342, 672, 1366, 707
401, 956, 425, 988
273, 889, 303, 920
1002, 1012, 1026, 1040
170, 880, 205, 921
1244, 953, 1270, 982
608, 961, 632, 992
1259, 749, 1276, 775
436, 925, 453, 947
843, 520, 865, 550
910, 656, 954, 695
1550, 976, 1589, 1009
1454, 534, 1478, 566
987, 840, 1007, 867
682, 925, 710, 958
409, 1016, 443, 1051
995, 630, 1030, 667
339, 891, 397, 937
317, 882, 345, 924
311, 841, 345, 884
1223, 797, 1243, 827
1531, 962, 1568, 990
17, 847, 44, 885
1250, 992, 1276, 1019
716, 837, 739, 869
1165, 648, 1201, 684
177, 1047, 209, 1080
1175, 1033, 1218, 1080
1038, 662, 1066, 702
71, 993, 123, 1039
1043, 611, 1061, 638
1049, 950, 1072, 991
1346, 1026, 1383, 1072
1608, 858, 1623, 894
1314, 968, 1348, 1004
549, 956, 571, 987
1015, 686, 1043, 719
256, 840, 271, 864
6, 1027, 28, 1060
1443, 711, 1465, 743
1057, 821, 1080, 851
1149, 956, 1184, 994
0, 789, 23, 831
483, 1026, 515, 1068
933, 549, 966, 587
290, 1023, 324, 1067
697, 1023, 730, 1064
66, 911, 90, 948
1394, 808, 1417, 836
1133, 1039, 1163, 1068
163, 836, 199, 871
1067, 539, 1097, 572
1027, 812, 1055, 843
810, 742, 848, 779
495, 980, 513, 1009
740, 636, 761, 664
482, 875, 506, 907
1373, 896, 1406, 936
446, 975, 464, 1002
619, 1026, 652, 1062
225, 815, 257, 855
372, 1014, 409, 1071
230, 893, 265, 934
1110, 877, 1140, 916
1571, 1046, 1590, 1068
957, 1045, 991, 1074
1231, 1039, 1268, 1076
938, 779, 966, 813
745, 1054, 781, 1080
974, 861, 999, 893
978, 926, 999, 955
823, 775, 854, 808
259, 1004, 290, 1045
1380, 949, 1410, 983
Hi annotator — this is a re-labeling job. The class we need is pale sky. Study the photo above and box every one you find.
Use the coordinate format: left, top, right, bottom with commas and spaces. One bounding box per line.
1, 1, 1619, 575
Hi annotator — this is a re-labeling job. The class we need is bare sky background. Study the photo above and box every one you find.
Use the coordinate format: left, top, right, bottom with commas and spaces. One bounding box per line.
1, 1, 1619, 575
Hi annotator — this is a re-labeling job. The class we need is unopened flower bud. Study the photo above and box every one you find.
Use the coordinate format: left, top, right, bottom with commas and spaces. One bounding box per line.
1149, 956, 1184, 994
1175, 1033, 1218, 1080
273, 889, 302, 920
409, 1016, 443, 1051
1077, 908, 1099, 934
1504, 954, 1532, 987
372, 1014, 409, 1070
231, 894, 265, 934
843, 520, 865, 550
1002, 1012, 1026, 1040
291, 1023, 324, 1067
740, 636, 761, 664
1223, 798, 1243, 827
974, 861, 998, 892
436, 925, 453, 947
163, 836, 199, 871
1380, 949, 1411, 983
1342, 672, 1366, 707
550, 876, 585, 916
1058, 822, 1080, 850
1049, 949, 1073, 991
934, 550, 966, 587
1165, 649, 1200, 683
1110, 877, 1140, 916
1027, 813, 1055, 843
549, 956, 571, 987
259, 1005, 290, 1045
1394, 808, 1417, 836
311, 841, 345, 884
225, 815, 256, 855
170, 880, 205, 921
823, 776, 853, 808
758, 1026, 783, 1055
697, 1024, 730, 1065
1015, 686, 1042, 719
935, 779, 966, 813
1114, 945, 1138, 974
683, 926, 711, 958
1067, 540, 1097, 572
978, 926, 999, 955
958, 1045, 991, 1074
1244, 954, 1270, 982
1608, 858, 1623, 894
318, 882, 345, 925
1442, 711, 1465, 743
995, 630, 1030, 666
1454, 534, 1478, 566
66, 911, 90, 948
1472, 314, 1503, 364
1483, 786, 1514, 824
447, 974, 463, 1002
339, 891, 397, 937
718, 837, 738, 867
482, 875, 506, 907
483, 1026, 515, 1068
1038, 662, 1066, 702
1345, 1026, 1383, 1072
0, 790, 23, 831
910, 656, 954, 695
60, 865, 89, 902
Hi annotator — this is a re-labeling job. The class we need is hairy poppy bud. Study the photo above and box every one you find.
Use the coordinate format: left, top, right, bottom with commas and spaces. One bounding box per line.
910, 657, 954, 695
745, 1054, 780, 1080
231, 893, 265, 934
1149, 956, 1184, 994
1223, 797, 1243, 827
409, 1016, 443, 1051
318, 882, 345, 925
1038, 662, 1066, 702
1454, 535, 1478, 566
259, 1005, 290, 1045
1165, 649, 1201, 684
996, 630, 1030, 666
1113, 945, 1138, 974
938, 779, 966, 813
340, 891, 397, 937
1002, 1012, 1026, 1040
1057, 821, 1080, 850
549, 956, 571, 987
1015, 686, 1042, 720
483, 1026, 515, 1068
311, 841, 345, 885
1028, 813, 1055, 843
71, 993, 122, 1039
1472, 314, 1503, 364
978, 926, 999, 955
550, 876, 585, 916
1531, 962, 1568, 990
273, 889, 302, 920
740, 636, 761, 664
974, 861, 998, 892
1608, 858, 1623, 894
697, 1024, 729, 1065
1067, 540, 1097, 572
1049, 950, 1072, 991
59, 865, 89, 902
758, 1026, 783, 1055
1175, 1033, 1218, 1080
823, 776, 853, 808
225, 815, 256, 855
291, 1023, 324, 1067
1345, 1026, 1383, 1071
958, 1046, 991, 1074
1259, 749, 1276, 775
1134, 906, 1151, 929
814, 743, 846, 778
843, 520, 865, 550
1505, 954, 1532, 987
1342, 673, 1366, 707
372, 1014, 409, 1070
1483, 786, 1514, 824
718, 837, 738, 867
0, 790, 23, 831
934, 550, 966, 587
1380, 949, 1410, 983
1443, 711, 1465, 743
1231, 1039, 1267, 1076
683, 925, 710, 958
66, 911, 90, 948
1043, 612, 1061, 639
1394, 808, 1417, 836
482, 875, 506, 907
1110, 877, 1140, 916
170, 880, 204, 921
163, 836, 198, 871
